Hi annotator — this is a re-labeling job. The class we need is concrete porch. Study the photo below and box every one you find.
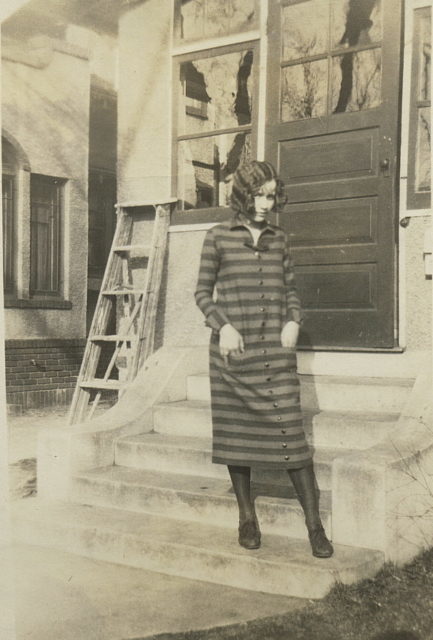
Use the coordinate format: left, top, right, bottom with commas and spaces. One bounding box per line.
10, 345, 433, 600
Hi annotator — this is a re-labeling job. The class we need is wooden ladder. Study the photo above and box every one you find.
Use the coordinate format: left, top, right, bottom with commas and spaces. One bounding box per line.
68, 199, 175, 425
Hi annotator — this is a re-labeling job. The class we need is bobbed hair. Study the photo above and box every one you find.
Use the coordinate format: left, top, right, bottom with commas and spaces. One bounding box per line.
230, 160, 285, 217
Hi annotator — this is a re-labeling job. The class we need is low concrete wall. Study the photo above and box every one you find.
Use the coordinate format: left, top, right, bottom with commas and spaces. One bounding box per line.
37, 346, 208, 501
332, 371, 433, 564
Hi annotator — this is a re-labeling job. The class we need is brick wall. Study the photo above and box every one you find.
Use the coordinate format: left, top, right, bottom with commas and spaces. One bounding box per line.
5, 338, 86, 413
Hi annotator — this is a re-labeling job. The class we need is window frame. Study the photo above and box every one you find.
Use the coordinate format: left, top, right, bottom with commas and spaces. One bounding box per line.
29, 173, 64, 297
2, 170, 15, 293
171, 39, 260, 223
407, 4, 431, 210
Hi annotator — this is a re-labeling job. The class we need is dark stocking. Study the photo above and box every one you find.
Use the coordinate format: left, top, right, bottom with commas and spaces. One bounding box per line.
288, 464, 321, 531
227, 464, 255, 523
288, 464, 333, 558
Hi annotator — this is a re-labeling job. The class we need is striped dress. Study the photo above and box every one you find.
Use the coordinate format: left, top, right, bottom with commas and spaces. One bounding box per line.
195, 213, 312, 470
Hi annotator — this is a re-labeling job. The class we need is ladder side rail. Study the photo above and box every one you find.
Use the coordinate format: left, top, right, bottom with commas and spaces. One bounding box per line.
68, 208, 133, 424
132, 203, 171, 378
86, 298, 142, 420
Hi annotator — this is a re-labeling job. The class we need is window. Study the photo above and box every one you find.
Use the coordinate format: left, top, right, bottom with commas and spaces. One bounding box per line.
30, 174, 63, 295
2, 173, 15, 292
280, 0, 382, 123
408, 6, 431, 209
175, 43, 258, 213
174, 0, 257, 43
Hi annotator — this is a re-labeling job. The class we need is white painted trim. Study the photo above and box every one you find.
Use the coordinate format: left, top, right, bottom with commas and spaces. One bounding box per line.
115, 198, 178, 208
256, 0, 269, 160
172, 30, 260, 57
168, 223, 217, 233
297, 349, 429, 379
401, 210, 431, 219
398, 0, 432, 351
398, 0, 416, 349
411, 0, 431, 8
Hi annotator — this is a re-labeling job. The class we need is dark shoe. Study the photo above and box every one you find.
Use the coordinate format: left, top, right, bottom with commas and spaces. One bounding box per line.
238, 519, 261, 549
308, 525, 333, 558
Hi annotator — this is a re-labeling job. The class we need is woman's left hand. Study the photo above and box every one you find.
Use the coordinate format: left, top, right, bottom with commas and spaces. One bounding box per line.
281, 321, 300, 348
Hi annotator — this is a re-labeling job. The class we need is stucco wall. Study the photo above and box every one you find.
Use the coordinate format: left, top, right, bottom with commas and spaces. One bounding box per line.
403, 217, 432, 351
157, 229, 211, 348
117, 0, 173, 203
2, 41, 90, 339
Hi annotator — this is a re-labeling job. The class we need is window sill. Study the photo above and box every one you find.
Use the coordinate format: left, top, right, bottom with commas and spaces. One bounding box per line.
171, 206, 232, 225
4, 298, 72, 310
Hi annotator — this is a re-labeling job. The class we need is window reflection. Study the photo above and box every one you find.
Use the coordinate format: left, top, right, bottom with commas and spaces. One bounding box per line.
332, 49, 381, 113
179, 50, 254, 136
282, 0, 328, 62
332, 0, 382, 49
178, 132, 251, 209
416, 107, 431, 193
281, 61, 328, 122
419, 10, 431, 102
280, 0, 382, 122
180, 0, 255, 41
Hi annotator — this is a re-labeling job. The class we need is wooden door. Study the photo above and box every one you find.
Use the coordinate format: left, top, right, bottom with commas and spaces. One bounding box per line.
266, 0, 402, 348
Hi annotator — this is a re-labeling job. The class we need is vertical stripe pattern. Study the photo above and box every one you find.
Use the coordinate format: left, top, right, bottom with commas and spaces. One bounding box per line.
195, 215, 311, 469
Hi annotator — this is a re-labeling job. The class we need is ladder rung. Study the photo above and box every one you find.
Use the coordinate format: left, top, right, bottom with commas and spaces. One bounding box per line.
90, 335, 137, 342
102, 289, 143, 296
113, 244, 151, 254
79, 379, 125, 391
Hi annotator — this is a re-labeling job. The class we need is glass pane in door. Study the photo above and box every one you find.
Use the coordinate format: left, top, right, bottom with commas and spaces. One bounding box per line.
331, 0, 382, 49
281, 59, 328, 121
282, 0, 329, 61
332, 48, 381, 113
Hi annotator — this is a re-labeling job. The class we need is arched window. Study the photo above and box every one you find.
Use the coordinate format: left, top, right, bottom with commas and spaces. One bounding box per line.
2, 138, 17, 292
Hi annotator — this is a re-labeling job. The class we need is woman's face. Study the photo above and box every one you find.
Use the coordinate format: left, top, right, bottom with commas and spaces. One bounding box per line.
252, 179, 276, 222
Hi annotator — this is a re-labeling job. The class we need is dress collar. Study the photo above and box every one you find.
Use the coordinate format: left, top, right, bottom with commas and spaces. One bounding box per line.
229, 213, 276, 235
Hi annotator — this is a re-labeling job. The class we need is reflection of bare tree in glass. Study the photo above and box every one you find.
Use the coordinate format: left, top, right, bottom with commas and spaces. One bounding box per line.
421, 39, 431, 101
181, 0, 254, 40
351, 52, 380, 111
417, 110, 431, 191
333, 0, 377, 113
282, 61, 325, 120
223, 50, 253, 181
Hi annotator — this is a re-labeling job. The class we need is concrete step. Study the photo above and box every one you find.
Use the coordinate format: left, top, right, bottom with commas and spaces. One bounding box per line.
71, 465, 331, 540
153, 400, 399, 450
12, 499, 384, 599
115, 432, 348, 491
115, 432, 228, 480
306, 410, 399, 450
251, 446, 350, 491
186, 374, 413, 413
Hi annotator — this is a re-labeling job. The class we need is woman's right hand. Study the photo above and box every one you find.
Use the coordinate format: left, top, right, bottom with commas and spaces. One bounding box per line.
219, 324, 244, 366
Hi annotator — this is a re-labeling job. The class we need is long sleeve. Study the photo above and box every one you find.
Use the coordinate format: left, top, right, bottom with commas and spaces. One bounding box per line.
283, 241, 303, 325
195, 228, 230, 331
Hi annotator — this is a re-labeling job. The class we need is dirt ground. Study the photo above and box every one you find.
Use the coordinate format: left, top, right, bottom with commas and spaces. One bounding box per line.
7, 407, 70, 501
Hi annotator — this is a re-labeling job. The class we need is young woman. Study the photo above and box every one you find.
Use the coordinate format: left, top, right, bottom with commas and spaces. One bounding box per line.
195, 160, 333, 558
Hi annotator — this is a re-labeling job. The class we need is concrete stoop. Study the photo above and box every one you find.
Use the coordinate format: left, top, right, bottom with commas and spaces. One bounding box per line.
28, 365, 415, 600
12, 499, 384, 600
71, 465, 331, 539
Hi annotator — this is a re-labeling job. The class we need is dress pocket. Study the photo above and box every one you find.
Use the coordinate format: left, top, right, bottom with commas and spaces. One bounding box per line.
227, 346, 297, 374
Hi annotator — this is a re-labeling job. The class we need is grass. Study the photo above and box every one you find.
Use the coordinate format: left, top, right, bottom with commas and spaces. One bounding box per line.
138, 547, 433, 640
